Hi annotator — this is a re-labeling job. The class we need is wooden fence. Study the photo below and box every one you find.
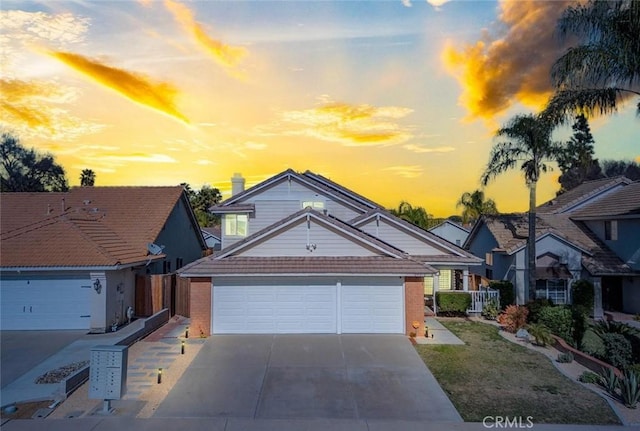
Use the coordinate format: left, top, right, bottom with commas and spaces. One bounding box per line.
135, 274, 190, 318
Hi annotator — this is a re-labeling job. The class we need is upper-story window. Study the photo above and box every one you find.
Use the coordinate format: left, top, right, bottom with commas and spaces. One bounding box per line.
302, 201, 325, 210
604, 220, 618, 241
225, 214, 248, 237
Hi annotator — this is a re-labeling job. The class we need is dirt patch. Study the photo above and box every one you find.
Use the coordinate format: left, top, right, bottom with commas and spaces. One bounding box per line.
1, 401, 52, 420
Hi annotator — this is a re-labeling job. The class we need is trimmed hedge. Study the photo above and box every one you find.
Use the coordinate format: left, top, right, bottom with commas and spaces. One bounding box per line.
571, 279, 595, 311
489, 280, 515, 309
436, 291, 471, 316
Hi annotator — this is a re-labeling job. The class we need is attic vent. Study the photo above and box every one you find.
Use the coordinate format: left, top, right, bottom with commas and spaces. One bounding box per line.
83, 199, 92, 205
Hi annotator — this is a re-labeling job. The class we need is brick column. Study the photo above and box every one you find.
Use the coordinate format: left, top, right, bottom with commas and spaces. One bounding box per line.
405, 277, 425, 336
189, 277, 212, 337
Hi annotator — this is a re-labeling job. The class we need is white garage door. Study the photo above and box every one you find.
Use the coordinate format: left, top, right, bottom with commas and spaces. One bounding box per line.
212, 277, 404, 334
0, 276, 92, 330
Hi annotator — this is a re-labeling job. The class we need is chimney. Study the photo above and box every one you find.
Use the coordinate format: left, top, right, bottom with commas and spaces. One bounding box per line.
231, 173, 245, 196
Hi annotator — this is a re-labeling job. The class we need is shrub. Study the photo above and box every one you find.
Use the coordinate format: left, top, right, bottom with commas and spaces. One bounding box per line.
436, 292, 471, 316
497, 305, 529, 333
481, 298, 500, 320
527, 323, 554, 347
599, 367, 620, 396
571, 307, 589, 351
592, 320, 640, 338
578, 371, 600, 384
525, 298, 553, 323
557, 352, 574, 363
489, 280, 514, 309
602, 333, 633, 369
538, 306, 573, 343
620, 370, 640, 409
571, 279, 594, 312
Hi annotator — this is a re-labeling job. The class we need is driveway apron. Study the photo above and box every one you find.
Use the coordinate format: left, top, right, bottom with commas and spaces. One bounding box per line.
153, 334, 461, 422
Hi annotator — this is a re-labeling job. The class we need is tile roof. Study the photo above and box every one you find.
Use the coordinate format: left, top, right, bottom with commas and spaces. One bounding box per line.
0, 186, 197, 268
180, 256, 434, 277
480, 213, 633, 276
537, 176, 631, 214
570, 182, 640, 219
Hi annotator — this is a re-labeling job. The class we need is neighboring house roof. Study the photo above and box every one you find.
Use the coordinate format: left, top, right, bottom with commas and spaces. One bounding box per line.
537, 176, 631, 215
570, 182, 640, 219
0, 187, 204, 269
180, 207, 437, 277
211, 169, 375, 213
350, 209, 482, 264
473, 213, 632, 276
201, 226, 221, 240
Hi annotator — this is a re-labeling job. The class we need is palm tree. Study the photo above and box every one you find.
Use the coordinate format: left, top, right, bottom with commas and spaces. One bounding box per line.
80, 169, 96, 187
545, 0, 640, 123
481, 114, 564, 300
389, 201, 433, 230
456, 190, 498, 225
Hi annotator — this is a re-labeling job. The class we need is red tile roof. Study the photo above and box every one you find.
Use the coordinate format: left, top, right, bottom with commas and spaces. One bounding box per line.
1, 186, 190, 268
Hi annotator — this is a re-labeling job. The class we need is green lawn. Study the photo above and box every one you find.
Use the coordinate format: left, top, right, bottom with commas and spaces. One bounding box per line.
415, 319, 620, 424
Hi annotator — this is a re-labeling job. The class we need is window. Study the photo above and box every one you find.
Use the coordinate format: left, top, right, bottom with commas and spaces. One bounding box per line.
485, 252, 493, 266
225, 214, 248, 237
302, 201, 325, 210
176, 257, 183, 269
455, 239, 461, 246
535, 279, 568, 304
604, 220, 618, 241
424, 270, 452, 295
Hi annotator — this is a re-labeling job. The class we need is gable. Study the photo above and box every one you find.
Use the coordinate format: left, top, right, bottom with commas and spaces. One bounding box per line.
358, 218, 451, 256
231, 217, 383, 258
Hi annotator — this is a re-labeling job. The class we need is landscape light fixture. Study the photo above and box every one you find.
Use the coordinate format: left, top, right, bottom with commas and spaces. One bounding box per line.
93, 279, 102, 294
157, 368, 162, 384
185, 326, 189, 339
181, 341, 185, 355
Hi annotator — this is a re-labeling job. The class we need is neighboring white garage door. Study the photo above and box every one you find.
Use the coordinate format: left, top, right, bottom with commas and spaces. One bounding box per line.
212, 277, 404, 334
1, 276, 92, 330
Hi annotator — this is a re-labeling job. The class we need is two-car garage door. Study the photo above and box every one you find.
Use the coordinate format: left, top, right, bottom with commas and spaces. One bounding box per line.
1, 276, 92, 330
212, 277, 404, 334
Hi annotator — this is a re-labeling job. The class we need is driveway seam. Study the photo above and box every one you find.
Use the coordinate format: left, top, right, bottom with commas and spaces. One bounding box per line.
340, 335, 360, 420
252, 334, 275, 419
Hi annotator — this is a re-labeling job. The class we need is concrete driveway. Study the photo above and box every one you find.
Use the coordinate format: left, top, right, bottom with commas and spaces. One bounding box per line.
153, 334, 462, 422
0, 330, 86, 389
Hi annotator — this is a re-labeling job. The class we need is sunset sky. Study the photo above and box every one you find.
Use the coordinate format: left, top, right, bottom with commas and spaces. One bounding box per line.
1, 0, 637, 217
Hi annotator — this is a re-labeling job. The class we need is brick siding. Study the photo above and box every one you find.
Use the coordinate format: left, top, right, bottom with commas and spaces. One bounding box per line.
188, 277, 212, 337
405, 277, 425, 336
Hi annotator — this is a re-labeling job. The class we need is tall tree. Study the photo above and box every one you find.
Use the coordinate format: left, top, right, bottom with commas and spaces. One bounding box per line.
1, 132, 69, 192
389, 201, 435, 230
545, 0, 640, 122
481, 114, 564, 300
456, 190, 498, 225
185, 184, 222, 227
80, 169, 96, 187
601, 159, 640, 181
556, 114, 602, 193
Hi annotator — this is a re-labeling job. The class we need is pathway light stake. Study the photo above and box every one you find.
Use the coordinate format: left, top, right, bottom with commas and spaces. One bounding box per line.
425, 326, 429, 338
181, 340, 185, 355
157, 368, 162, 384
185, 326, 189, 339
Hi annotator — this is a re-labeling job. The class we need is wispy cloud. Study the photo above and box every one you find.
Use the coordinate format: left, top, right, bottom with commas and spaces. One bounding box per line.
403, 144, 455, 153
442, 0, 572, 120
382, 165, 423, 178
273, 97, 414, 147
85, 153, 178, 165
195, 159, 216, 165
426, 0, 451, 10
47, 50, 189, 124
0, 78, 105, 140
163, 0, 247, 77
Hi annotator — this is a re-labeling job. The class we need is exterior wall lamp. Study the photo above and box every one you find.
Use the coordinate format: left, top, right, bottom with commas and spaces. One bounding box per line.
93, 279, 102, 294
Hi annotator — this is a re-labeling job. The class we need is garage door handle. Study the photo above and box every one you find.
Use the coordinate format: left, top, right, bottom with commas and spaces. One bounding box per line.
30, 306, 32, 312
23, 306, 25, 312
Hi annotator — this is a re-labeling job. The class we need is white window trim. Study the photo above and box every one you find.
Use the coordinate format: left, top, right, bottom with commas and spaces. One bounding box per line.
225, 214, 248, 237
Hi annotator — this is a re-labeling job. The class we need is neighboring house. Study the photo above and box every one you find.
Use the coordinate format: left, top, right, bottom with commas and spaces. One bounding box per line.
180, 169, 481, 336
464, 177, 640, 318
428, 220, 470, 247
0, 187, 207, 332
201, 226, 222, 251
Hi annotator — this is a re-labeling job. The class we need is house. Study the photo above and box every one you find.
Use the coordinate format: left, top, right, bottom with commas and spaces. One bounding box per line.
428, 220, 470, 247
179, 169, 481, 336
201, 226, 222, 251
464, 177, 640, 318
0, 187, 207, 332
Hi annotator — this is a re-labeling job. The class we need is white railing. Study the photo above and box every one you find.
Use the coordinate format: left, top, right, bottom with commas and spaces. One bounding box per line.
467, 289, 500, 314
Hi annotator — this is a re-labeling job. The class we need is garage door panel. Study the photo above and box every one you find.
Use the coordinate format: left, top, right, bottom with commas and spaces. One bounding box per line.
341, 283, 403, 334
0, 278, 91, 330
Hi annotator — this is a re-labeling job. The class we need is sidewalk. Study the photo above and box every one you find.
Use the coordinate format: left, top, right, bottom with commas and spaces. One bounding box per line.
414, 317, 465, 345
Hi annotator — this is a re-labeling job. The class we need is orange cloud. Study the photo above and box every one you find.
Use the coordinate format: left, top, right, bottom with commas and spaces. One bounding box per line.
47, 50, 189, 124
443, 0, 573, 120
277, 98, 414, 147
163, 0, 247, 75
